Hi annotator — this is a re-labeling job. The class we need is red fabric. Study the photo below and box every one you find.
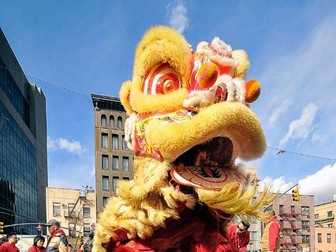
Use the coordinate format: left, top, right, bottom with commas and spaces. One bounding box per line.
267, 216, 280, 251
28, 246, 45, 252
105, 208, 238, 252
115, 247, 136, 252
0, 242, 20, 252
227, 225, 250, 252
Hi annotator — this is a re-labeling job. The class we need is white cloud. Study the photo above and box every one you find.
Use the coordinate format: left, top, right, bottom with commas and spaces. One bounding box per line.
268, 99, 292, 126
47, 136, 83, 155
259, 163, 336, 203
299, 163, 336, 203
257, 15, 336, 155
260, 176, 294, 193
166, 0, 188, 34
311, 130, 328, 144
279, 103, 317, 147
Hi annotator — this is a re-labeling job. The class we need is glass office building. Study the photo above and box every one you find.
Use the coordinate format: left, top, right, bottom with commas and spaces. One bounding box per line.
0, 27, 47, 234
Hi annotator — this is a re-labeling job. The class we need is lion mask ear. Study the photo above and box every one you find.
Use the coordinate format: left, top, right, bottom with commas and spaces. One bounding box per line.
232, 49, 250, 79
119, 80, 133, 115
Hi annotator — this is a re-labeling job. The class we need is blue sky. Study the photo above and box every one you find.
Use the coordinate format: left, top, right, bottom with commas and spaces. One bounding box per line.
1, 0, 336, 203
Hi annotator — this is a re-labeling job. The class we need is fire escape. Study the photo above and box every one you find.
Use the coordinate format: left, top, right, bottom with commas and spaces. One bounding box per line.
279, 208, 302, 251
64, 187, 94, 239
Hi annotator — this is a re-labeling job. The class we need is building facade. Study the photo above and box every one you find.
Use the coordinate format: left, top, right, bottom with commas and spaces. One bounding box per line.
0, 27, 47, 234
314, 195, 336, 252
46, 187, 96, 246
91, 94, 134, 216
271, 193, 315, 252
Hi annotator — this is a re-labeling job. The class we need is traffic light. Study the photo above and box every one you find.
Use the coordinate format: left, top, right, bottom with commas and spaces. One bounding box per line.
0, 221, 4, 233
292, 186, 300, 201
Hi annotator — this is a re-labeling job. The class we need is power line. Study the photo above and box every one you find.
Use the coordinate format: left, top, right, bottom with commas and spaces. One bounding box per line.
267, 146, 336, 161
27, 74, 90, 98
2, 65, 335, 162
0, 65, 90, 98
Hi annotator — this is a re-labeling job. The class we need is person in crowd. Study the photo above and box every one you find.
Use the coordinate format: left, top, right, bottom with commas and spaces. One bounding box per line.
45, 219, 68, 252
0, 232, 19, 252
226, 221, 250, 252
261, 210, 280, 252
28, 235, 45, 252
83, 233, 94, 252
0, 236, 7, 246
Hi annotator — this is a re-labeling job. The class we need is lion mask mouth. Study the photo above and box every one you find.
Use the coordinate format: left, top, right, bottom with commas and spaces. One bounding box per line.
170, 136, 248, 190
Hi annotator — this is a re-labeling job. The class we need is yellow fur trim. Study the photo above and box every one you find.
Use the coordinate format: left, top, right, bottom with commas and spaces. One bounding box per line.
145, 102, 266, 161
119, 81, 133, 115
232, 50, 250, 79
94, 157, 196, 252
133, 26, 192, 83
130, 88, 188, 114
128, 26, 192, 114
197, 181, 276, 221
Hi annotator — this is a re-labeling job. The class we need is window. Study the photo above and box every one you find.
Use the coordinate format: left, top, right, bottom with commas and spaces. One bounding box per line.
113, 177, 119, 191
112, 134, 119, 149
301, 220, 309, 229
83, 223, 90, 237
327, 233, 331, 243
83, 204, 90, 218
318, 233, 322, 243
122, 157, 129, 172
315, 213, 319, 219
112, 156, 119, 170
123, 177, 129, 181
53, 202, 61, 216
101, 114, 107, 127
291, 205, 295, 213
69, 223, 76, 237
103, 197, 108, 208
279, 205, 284, 213
327, 210, 333, 217
302, 235, 310, 243
101, 133, 108, 148
102, 176, 109, 191
250, 231, 258, 241
122, 135, 129, 150
327, 223, 333, 227
301, 206, 309, 216
117, 116, 122, 129
68, 203, 75, 217
102, 155, 109, 170
109, 115, 114, 128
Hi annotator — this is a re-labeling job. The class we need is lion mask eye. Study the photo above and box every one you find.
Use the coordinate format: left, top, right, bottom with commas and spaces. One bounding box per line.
143, 63, 182, 95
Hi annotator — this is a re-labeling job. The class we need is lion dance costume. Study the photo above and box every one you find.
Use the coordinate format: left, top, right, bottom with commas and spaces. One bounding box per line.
93, 26, 275, 252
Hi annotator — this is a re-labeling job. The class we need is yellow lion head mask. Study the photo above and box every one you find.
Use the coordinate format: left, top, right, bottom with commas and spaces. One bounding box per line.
93, 26, 274, 252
